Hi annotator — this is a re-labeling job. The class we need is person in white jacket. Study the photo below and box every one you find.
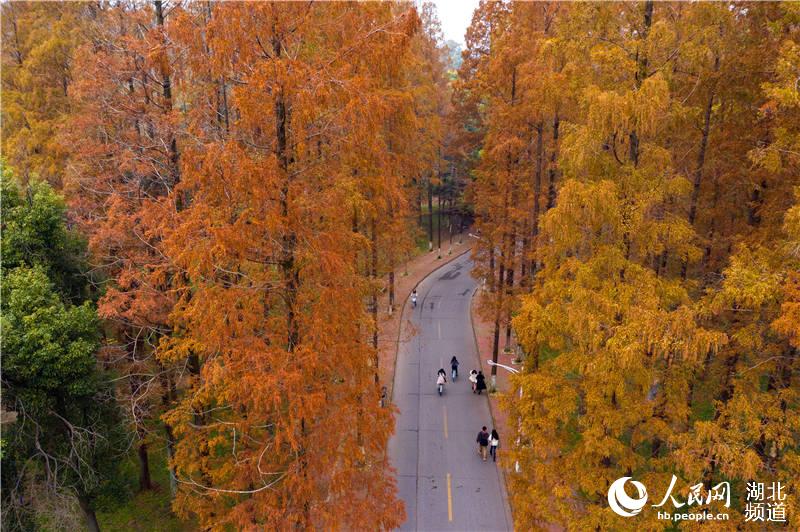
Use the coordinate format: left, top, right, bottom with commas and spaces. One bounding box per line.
490, 429, 500, 462
436, 369, 447, 396
469, 369, 478, 393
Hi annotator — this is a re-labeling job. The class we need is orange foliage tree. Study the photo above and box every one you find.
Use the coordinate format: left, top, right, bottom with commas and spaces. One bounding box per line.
153, 3, 424, 527
1, 2, 86, 186
65, 0, 182, 493
457, 1, 800, 529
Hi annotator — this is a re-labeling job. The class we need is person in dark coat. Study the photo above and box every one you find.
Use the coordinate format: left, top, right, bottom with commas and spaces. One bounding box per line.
476, 371, 487, 394
476, 426, 490, 461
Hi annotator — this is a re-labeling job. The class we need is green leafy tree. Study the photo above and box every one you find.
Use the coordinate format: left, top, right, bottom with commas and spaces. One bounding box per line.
1, 167, 87, 301
1, 170, 126, 532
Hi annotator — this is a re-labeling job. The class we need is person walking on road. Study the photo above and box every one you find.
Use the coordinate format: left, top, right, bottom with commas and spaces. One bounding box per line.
489, 429, 500, 462
450, 356, 459, 380
476, 370, 487, 395
469, 369, 478, 392
411, 289, 418, 308
477, 426, 490, 462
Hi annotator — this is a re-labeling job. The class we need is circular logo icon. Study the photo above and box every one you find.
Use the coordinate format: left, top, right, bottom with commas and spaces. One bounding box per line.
608, 477, 648, 517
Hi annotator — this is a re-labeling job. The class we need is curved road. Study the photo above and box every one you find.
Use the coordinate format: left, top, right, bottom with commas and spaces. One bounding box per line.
389, 254, 513, 531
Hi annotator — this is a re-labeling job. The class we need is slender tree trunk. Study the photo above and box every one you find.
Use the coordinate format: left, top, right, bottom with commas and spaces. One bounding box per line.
371, 217, 379, 383
504, 253, 515, 349
449, 215, 453, 248
428, 177, 434, 250
748, 180, 766, 227
418, 185, 423, 228
164, 423, 177, 496
520, 233, 529, 287
138, 439, 153, 491
682, 57, 718, 279
437, 193, 442, 257
160, 371, 178, 496
688, 91, 715, 227
219, 77, 230, 134
702, 174, 720, 273
621, 0, 653, 280
491, 261, 505, 389
531, 121, 544, 278
154, 0, 180, 189
389, 269, 395, 314
546, 114, 559, 211
488, 244, 496, 292
127, 333, 152, 492
505, 169, 520, 348
77, 493, 101, 532
630, 0, 653, 167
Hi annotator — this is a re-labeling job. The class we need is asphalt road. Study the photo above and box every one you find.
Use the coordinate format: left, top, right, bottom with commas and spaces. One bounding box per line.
389, 254, 513, 531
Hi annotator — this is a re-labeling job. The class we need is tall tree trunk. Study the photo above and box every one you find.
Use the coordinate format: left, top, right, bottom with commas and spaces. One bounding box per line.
504, 248, 515, 349
371, 217, 379, 383
160, 371, 178, 496
273, 30, 299, 353
505, 168, 520, 348
682, 55, 718, 279
546, 114, 559, 211
437, 193, 442, 256
621, 0, 653, 280
126, 332, 152, 492
688, 90, 716, 227
491, 185, 511, 389
629, 0, 653, 167
154, 0, 180, 189
531, 121, 544, 278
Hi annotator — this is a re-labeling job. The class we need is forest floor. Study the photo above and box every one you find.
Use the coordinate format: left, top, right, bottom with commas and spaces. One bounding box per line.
378, 234, 473, 399
97, 444, 191, 531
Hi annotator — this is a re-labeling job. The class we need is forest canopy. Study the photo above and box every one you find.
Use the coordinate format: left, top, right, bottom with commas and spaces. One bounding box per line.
1, 0, 798, 530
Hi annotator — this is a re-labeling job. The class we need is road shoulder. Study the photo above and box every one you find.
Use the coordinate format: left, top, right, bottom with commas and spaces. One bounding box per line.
469, 284, 517, 530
